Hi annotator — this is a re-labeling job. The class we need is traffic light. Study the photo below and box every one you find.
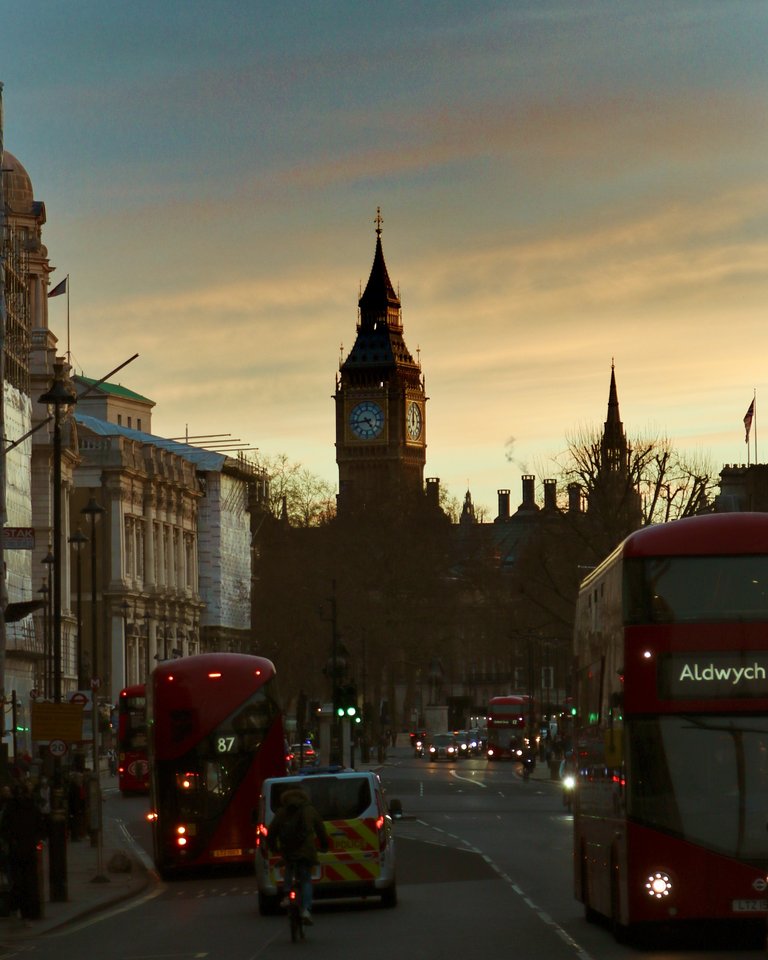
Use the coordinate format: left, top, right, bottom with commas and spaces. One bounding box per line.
336, 683, 358, 719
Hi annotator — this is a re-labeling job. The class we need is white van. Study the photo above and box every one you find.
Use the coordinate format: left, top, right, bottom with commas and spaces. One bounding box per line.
254, 769, 397, 913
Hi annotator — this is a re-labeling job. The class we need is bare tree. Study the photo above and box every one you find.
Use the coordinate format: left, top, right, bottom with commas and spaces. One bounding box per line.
258, 453, 336, 527
546, 426, 717, 557
512, 428, 720, 649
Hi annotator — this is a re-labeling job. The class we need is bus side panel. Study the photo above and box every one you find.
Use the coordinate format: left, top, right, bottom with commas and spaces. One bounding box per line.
624, 821, 767, 925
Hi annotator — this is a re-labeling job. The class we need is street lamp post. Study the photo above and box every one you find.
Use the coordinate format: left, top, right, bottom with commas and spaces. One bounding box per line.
121, 600, 132, 686
81, 493, 108, 884
38, 359, 77, 903
37, 581, 48, 696
41, 551, 54, 697
68, 530, 88, 689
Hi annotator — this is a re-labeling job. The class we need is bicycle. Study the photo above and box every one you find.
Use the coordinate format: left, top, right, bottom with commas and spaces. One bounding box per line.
286, 881, 305, 942
282, 860, 308, 942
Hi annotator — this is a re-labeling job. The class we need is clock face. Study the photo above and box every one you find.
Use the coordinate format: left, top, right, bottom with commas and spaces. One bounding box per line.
349, 400, 385, 440
406, 401, 423, 440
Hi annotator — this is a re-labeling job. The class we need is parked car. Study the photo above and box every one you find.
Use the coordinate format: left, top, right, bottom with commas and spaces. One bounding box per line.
427, 733, 459, 762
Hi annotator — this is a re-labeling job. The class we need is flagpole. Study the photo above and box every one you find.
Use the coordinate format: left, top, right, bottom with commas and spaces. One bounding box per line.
66, 274, 71, 365
754, 389, 758, 465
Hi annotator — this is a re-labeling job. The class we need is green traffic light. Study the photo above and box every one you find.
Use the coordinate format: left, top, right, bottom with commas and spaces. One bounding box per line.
346, 706, 356, 717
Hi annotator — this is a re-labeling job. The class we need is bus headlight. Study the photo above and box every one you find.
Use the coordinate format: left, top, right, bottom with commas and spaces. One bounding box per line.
645, 872, 672, 899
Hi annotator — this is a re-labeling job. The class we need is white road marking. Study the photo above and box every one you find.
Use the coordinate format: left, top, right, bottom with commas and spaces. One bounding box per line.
449, 769, 487, 788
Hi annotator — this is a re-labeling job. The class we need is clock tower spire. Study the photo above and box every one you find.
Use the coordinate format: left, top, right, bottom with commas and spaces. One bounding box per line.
335, 210, 427, 515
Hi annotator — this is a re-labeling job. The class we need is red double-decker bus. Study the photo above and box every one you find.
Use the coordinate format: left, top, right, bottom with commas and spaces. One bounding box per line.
118, 683, 149, 794
573, 513, 768, 940
148, 652, 285, 877
486, 695, 529, 760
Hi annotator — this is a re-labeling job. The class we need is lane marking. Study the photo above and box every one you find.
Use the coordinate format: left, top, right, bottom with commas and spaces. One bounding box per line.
412, 820, 597, 960
449, 770, 487, 788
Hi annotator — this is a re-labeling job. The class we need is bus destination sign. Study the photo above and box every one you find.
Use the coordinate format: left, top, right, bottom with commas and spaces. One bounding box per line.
659, 652, 768, 700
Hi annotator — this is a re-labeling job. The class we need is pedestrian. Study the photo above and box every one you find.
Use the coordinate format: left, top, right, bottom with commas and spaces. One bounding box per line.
0, 784, 44, 922
108, 748, 117, 777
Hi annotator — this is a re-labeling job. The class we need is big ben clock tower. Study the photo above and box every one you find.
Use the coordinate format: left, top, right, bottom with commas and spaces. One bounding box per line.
335, 211, 427, 515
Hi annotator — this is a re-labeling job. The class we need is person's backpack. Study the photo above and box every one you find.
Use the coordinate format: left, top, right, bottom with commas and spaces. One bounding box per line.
277, 806, 308, 855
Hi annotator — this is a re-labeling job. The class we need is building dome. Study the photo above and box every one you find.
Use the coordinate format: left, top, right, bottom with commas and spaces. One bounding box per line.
2, 150, 35, 214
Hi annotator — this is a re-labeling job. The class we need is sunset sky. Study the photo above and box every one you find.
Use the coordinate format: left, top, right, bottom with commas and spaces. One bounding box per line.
3, 1, 767, 515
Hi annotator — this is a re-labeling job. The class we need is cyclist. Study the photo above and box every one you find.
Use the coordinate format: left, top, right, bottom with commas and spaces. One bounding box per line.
267, 787, 329, 925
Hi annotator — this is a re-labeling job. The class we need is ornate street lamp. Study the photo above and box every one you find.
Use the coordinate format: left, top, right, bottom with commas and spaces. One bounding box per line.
38, 359, 77, 902
80, 493, 108, 884
68, 529, 88, 689
37, 581, 49, 696
40, 551, 54, 697
121, 599, 132, 686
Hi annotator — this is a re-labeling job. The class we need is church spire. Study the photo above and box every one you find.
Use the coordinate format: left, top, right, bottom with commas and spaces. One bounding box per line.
601, 359, 627, 474
358, 207, 401, 331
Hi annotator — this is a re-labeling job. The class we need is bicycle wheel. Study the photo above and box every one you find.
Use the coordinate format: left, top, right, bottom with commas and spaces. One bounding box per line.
289, 905, 302, 942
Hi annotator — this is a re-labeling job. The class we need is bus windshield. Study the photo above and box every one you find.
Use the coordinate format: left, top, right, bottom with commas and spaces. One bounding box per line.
623, 556, 768, 624
120, 694, 147, 751
170, 685, 280, 822
626, 714, 768, 865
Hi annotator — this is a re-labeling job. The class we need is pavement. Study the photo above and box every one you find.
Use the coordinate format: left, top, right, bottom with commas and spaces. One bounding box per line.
0, 743, 560, 942
0, 772, 155, 943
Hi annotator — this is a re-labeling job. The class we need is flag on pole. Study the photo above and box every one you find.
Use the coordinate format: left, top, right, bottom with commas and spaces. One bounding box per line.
47, 276, 68, 298
744, 398, 755, 444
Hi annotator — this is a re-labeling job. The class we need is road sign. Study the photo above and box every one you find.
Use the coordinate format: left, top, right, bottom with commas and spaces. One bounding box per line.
49, 739, 67, 757
1, 527, 35, 550
69, 692, 88, 705
31, 702, 84, 741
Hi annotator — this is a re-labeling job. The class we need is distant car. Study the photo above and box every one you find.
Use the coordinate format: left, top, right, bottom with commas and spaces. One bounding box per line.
453, 731, 471, 758
428, 733, 458, 762
287, 742, 316, 771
